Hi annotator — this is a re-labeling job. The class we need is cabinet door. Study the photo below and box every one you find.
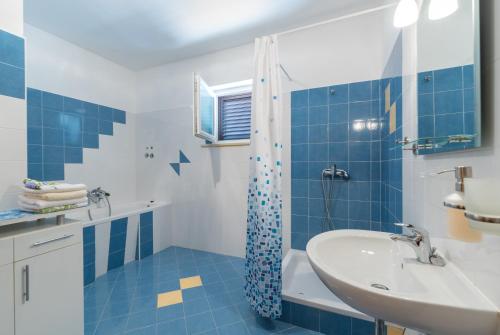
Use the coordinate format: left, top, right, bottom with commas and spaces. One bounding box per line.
15, 243, 83, 335
0, 264, 14, 335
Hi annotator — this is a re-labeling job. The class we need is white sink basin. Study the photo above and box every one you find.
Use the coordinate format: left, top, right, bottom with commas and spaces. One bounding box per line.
306, 230, 499, 335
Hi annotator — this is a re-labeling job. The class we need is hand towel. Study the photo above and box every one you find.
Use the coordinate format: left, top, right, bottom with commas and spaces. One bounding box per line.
24, 190, 88, 201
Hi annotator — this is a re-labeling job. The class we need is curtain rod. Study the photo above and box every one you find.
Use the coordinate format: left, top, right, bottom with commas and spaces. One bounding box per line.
277, 2, 397, 82
276, 3, 397, 37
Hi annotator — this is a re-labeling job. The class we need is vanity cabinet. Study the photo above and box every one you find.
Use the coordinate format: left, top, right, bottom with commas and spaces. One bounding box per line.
0, 238, 14, 335
0, 219, 83, 335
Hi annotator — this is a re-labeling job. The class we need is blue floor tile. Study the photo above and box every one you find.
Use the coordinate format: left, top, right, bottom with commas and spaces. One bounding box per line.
85, 246, 321, 335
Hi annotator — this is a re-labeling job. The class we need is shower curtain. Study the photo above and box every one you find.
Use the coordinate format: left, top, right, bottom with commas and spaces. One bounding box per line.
245, 35, 283, 319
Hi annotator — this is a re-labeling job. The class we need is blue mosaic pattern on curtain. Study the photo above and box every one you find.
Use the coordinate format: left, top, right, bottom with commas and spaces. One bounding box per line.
245, 36, 283, 319
26, 88, 127, 181
418, 64, 476, 153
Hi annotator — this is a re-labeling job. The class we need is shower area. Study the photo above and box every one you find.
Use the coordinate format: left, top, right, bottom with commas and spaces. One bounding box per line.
281, 34, 404, 329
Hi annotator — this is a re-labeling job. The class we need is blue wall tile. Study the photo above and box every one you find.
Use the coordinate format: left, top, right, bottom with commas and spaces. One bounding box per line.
0, 30, 25, 99
0, 63, 25, 99
28, 163, 43, 180
42, 91, 63, 110
291, 90, 308, 108
113, 109, 126, 124
349, 81, 372, 102
43, 163, 64, 181
27, 88, 127, 181
329, 84, 348, 104
0, 30, 25, 68
27, 105, 42, 127
434, 66, 463, 92
138, 212, 154, 259
291, 75, 400, 249
83, 132, 99, 149
65, 147, 83, 163
28, 145, 43, 163
99, 120, 114, 135
309, 87, 328, 107
108, 218, 128, 271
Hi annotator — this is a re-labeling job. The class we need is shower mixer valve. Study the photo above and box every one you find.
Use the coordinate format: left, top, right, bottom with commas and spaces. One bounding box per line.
322, 165, 350, 180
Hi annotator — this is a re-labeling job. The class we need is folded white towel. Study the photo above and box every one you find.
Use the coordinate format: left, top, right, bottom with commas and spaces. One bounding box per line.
18, 195, 88, 209
19, 201, 88, 213
23, 183, 87, 194
24, 190, 88, 201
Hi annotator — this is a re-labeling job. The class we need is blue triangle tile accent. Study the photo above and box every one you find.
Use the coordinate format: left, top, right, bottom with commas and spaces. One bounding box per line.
179, 150, 190, 164
170, 163, 181, 176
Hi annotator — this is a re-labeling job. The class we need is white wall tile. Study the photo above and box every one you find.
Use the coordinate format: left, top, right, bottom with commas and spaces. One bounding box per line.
94, 221, 110, 278
0, 95, 26, 130
0, 0, 23, 36
125, 214, 139, 264
0, 128, 26, 161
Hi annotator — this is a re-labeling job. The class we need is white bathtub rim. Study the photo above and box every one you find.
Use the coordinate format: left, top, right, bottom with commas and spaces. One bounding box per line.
75, 200, 169, 227
282, 249, 371, 322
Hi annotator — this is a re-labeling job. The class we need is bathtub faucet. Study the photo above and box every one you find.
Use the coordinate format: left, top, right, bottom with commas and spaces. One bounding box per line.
87, 187, 112, 221
88, 187, 110, 204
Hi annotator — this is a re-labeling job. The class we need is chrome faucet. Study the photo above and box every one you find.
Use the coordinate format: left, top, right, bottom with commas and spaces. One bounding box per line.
390, 223, 446, 266
87, 187, 110, 204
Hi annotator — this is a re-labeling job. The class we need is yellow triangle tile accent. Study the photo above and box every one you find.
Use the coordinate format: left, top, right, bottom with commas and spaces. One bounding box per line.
387, 325, 405, 335
180, 275, 203, 290
157, 290, 183, 308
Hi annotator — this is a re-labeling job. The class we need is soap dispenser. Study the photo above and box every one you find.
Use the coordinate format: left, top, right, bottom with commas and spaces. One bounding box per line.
438, 166, 482, 242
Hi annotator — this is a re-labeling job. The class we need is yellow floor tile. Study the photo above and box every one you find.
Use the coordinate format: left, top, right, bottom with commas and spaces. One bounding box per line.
180, 275, 203, 290
157, 290, 183, 308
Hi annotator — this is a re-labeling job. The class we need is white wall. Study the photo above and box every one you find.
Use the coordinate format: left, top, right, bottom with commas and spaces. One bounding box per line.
417, 0, 475, 71
0, 0, 26, 211
403, 0, 500, 308
135, 7, 391, 257
24, 25, 138, 204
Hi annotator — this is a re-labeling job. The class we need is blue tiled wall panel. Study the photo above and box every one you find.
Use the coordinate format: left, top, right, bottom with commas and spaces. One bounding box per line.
280, 300, 376, 335
291, 79, 384, 250
136, 211, 154, 260
26, 88, 126, 181
83, 226, 96, 286
108, 218, 128, 271
0, 30, 25, 99
417, 64, 476, 153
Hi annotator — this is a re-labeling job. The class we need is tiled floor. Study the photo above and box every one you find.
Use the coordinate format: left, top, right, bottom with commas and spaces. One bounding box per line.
84, 247, 321, 335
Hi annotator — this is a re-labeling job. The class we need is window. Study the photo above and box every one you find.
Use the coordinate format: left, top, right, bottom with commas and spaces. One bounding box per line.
194, 74, 252, 144
218, 93, 251, 141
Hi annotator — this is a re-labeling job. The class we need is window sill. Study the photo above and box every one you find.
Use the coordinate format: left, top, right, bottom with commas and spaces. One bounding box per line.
202, 140, 250, 148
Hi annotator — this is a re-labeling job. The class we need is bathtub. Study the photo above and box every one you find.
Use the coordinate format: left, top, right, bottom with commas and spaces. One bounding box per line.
68, 200, 171, 285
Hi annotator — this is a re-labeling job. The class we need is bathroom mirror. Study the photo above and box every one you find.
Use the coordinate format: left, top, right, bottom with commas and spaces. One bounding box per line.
416, 0, 480, 154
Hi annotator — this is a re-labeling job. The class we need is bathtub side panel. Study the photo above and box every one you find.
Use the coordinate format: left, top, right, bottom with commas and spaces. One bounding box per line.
125, 214, 139, 264
154, 205, 171, 253
94, 221, 110, 278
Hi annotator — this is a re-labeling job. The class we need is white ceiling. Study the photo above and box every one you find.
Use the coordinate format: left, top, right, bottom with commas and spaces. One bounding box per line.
24, 0, 393, 70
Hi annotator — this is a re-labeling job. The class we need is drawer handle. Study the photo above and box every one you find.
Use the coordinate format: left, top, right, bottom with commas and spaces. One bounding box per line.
31, 234, 74, 247
23, 265, 29, 303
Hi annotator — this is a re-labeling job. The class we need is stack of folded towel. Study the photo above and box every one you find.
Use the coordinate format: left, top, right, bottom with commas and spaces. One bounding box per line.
18, 179, 89, 214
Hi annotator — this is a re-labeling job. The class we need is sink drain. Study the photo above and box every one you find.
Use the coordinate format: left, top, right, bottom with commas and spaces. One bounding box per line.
371, 283, 390, 291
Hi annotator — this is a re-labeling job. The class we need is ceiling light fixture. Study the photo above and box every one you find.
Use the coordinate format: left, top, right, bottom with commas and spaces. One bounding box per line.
429, 0, 458, 20
393, 0, 419, 28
